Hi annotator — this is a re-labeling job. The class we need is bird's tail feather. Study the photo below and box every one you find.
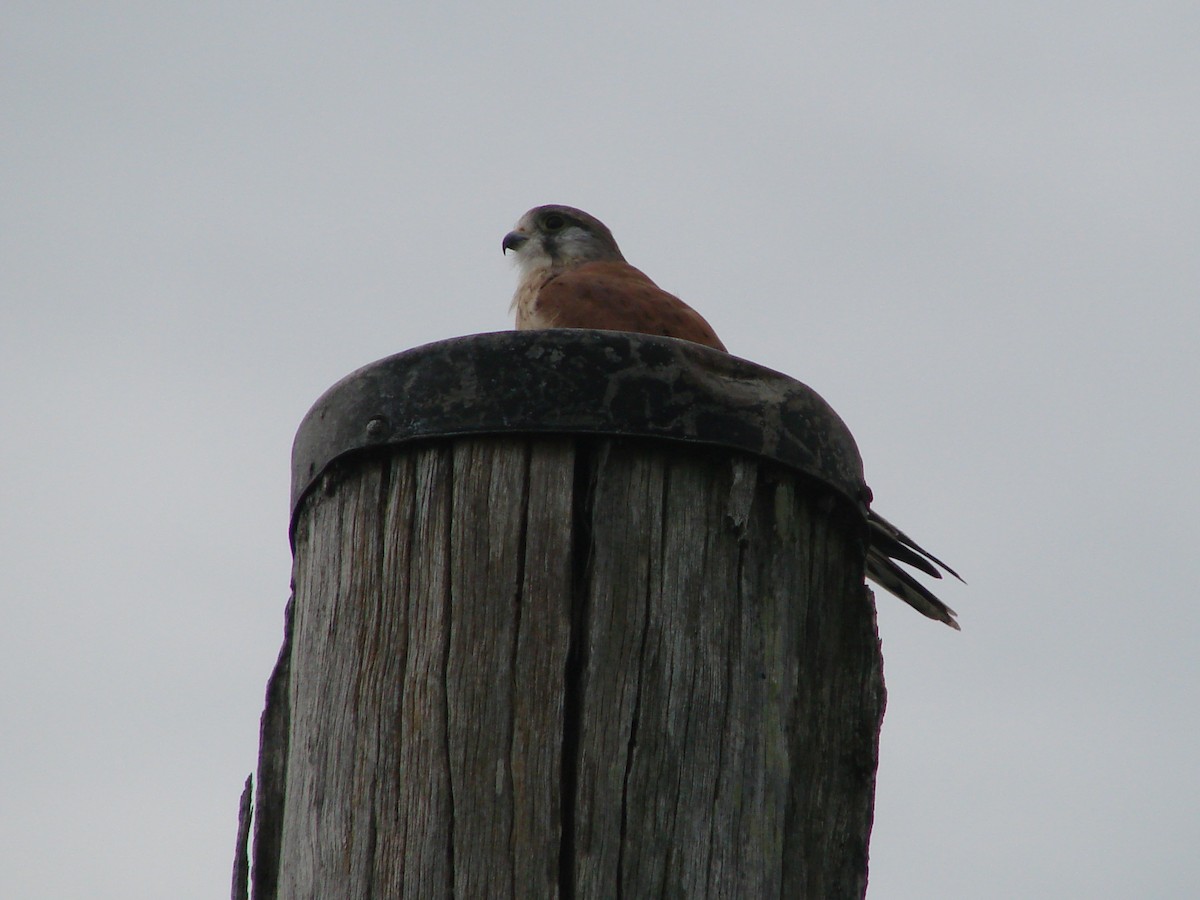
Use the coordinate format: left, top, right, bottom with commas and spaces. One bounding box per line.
866, 512, 962, 629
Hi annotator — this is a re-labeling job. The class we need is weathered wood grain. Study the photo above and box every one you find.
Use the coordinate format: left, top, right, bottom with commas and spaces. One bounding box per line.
233, 775, 251, 900
255, 436, 883, 899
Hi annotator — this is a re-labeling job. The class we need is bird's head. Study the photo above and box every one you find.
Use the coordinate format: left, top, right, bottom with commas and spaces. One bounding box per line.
502, 205, 626, 274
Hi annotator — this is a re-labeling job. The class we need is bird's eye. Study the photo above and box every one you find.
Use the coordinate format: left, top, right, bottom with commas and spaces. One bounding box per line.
542, 213, 566, 231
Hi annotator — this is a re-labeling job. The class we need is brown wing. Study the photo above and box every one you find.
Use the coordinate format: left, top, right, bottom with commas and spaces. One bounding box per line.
536, 262, 727, 351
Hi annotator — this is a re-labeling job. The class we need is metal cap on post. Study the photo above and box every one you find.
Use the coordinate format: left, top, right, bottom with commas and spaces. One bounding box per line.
288, 330, 872, 532
241, 331, 885, 900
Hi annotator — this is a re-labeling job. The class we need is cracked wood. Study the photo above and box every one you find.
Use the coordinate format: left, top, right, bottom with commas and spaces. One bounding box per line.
255, 436, 883, 899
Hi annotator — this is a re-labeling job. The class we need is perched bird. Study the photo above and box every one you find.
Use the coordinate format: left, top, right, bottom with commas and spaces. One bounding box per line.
501, 204, 726, 351
503, 204, 962, 628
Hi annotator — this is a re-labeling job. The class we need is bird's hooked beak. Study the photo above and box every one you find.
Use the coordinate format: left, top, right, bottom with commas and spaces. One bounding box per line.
502, 230, 529, 254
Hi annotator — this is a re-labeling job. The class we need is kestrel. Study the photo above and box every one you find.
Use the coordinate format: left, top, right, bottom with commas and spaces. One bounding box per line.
503, 204, 962, 628
502, 204, 725, 351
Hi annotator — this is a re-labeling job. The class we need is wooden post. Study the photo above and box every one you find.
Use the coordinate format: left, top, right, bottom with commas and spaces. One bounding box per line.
238, 331, 885, 899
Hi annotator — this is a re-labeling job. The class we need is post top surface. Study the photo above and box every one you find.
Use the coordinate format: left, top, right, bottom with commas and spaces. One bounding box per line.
290, 330, 870, 534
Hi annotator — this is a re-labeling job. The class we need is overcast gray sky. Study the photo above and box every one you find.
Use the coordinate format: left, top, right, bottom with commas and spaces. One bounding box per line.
3, 3, 1197, 897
